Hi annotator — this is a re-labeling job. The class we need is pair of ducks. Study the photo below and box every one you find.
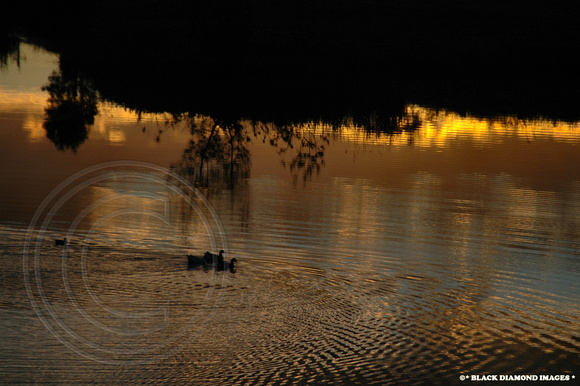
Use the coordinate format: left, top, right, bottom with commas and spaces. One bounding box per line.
187, 250, 237, 272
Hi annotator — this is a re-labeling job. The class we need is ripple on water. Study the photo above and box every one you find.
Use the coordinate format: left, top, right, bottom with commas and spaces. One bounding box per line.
3, 224, 580, 384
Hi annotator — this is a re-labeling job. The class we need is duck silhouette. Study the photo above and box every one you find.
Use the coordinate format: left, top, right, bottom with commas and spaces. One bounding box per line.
186, 254, 205, 267
55, 237, 67, 246
187, 250, 237, 272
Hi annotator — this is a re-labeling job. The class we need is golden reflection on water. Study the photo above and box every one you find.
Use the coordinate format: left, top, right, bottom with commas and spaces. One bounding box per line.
79, 174, 214, 255
332, 105, 580, 147
406, 105, 580, 146
0, 88, 46, 111
22, 114, 45, 142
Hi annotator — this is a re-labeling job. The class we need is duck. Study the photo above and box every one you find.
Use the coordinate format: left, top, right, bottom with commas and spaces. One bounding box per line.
186, 254, 205, 267
187, 250, 237, 272
55, 237, 67, 246
203, 250, 225, 265
218, 257, 237, 272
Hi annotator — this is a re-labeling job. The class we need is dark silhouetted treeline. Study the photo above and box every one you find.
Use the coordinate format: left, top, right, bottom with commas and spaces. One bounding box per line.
3, 0, 580, 122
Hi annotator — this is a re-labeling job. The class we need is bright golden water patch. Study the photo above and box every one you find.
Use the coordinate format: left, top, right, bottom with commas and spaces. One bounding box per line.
21, 114, 45, 142
393, 106, 580, 148
309, 106, 580, 147
0, 88, 46, 112
252, 105, 580, 149
404, 105, 580, 148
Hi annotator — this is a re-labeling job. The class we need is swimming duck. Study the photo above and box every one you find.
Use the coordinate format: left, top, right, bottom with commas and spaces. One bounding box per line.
218, 257, 237, 272
186, 254, 205, 267
188, 250, 237, 272
203, 250, 225, 265
55, 238, 67, 246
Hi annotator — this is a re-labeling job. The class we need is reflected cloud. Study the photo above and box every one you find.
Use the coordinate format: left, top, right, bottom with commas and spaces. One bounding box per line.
108, 129, 126, 144
22, 115, 45, 142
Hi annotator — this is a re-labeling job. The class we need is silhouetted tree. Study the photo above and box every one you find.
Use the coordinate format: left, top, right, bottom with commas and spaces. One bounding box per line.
42, 70, 99, 152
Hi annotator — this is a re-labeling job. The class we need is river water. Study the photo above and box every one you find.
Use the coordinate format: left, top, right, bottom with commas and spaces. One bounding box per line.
1, 43, 579, 384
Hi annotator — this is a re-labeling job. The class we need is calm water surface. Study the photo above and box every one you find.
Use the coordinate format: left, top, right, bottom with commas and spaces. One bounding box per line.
1, 44, 579, 384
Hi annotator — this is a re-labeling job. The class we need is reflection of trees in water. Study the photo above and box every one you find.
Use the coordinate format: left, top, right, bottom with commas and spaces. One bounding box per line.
0, 34, 20, 69
166, 108, 421, 188
253, 121, 329, 185
42, 70, 99, 153
170, 115, 251, 190
248, 110, 420, 185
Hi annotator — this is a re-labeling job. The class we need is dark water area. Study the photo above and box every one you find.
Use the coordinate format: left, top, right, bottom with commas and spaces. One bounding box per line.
1, 3, 580, 385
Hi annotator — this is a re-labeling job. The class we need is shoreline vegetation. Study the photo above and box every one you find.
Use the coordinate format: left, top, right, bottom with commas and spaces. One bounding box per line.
2, 1, 579, 123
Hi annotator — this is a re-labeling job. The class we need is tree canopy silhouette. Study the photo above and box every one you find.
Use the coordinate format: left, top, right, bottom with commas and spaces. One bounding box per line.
42, 70, 99, 152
